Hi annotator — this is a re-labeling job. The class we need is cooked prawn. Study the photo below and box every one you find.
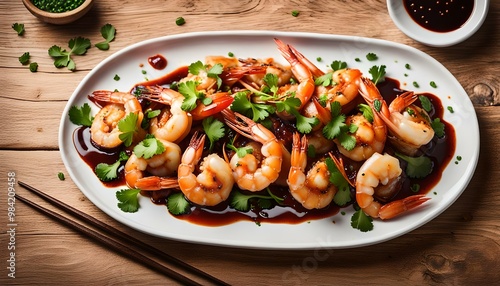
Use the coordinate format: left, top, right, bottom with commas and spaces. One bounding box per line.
139, 85, 193, 143
382, 91, 435, 155
223, 110, 283, 192
177, 132, 234, 206
285, 43, 362, 113
274, 38, 315, 111
124, 139, 182, 190
90, 91, 144, 148
238, 57, 293, 88
288, 133, 336, 209
334, 78, 388, 162
356, 152, 430, 220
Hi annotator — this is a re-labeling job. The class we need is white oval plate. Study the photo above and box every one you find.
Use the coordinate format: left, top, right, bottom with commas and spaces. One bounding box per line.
59, 31, 479, 250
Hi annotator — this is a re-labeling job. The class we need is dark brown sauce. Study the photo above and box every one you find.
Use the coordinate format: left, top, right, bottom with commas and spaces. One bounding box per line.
147, 54, 168, 70
403, 0, 475, 32
133, 65, 188, 89
74, 77, 456, 226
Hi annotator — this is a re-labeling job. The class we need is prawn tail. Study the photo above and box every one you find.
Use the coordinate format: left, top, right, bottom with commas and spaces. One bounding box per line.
190, 92, 234, 120
90, 90, 114, 102
134, 176, 179, 191
378, 195, 431, 220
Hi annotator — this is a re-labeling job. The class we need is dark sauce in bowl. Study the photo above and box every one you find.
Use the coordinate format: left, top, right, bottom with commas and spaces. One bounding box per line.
74, 74, 456, 227
403, 0, 475, 32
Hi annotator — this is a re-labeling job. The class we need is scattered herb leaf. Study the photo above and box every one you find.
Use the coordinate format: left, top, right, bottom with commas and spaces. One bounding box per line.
202, 116, 225, 151
176, 17, 186, 26
368, 65, 386, 84
396, 153, 433, 179
19, 52, 30, 65
291, 10, 300, 17
419, 95, 433, 112
116, 189, 141, 213
48, 37, 91, 71
12, 23, 24, 35
58, 172, 65, 181
95, 23, 116, 50
29, 62, 38, 72
68, 103, 94, 126
166, 192, 191, 215
351, 209, 374, 232
366, 53, 378, 61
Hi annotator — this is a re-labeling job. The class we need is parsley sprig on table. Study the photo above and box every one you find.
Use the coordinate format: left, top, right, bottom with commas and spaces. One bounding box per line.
48, 37, 91, 71
95, 24, 116, 50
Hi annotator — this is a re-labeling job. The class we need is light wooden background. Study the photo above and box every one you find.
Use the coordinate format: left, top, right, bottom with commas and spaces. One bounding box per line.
1, 0, 499, 285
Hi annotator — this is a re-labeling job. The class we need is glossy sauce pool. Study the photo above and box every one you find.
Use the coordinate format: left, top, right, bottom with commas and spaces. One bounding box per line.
74, 77, 456, 227
403, 0, 475, 32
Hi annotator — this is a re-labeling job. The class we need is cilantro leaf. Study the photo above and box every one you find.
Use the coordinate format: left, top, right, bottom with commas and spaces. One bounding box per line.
322, 101, 356, 150
322, 102, 345, 139
95, 161, 120, 181
29, 62, 38, 72
263, 73, 279, 96
229, 189, 281, 212
419, 95, 433, 113
366, 53, 378, 61
275, 96, 318, 134
396, 153, 433, 179
177, 80, 203, 111
68, 103, 94, 126
166, 192, 191, 215
19, 52, 30, 65
358, 104, 374, 123
351, 209, 374, 232
368, 65, 386, 85
188, 60, 205, 75
95, 24, 116, 50
431, 118, 445, 137
230, 91, 275, 122
116, 189, 141, 213
202, 117, 225, 151
226, 137, 254, 158
330, 60, 347, 71
48, 37, 91, 71
133, 136, 165, 159
118, 112, 139, 147
314, 72, 334, 86
95, 151, 129, 182
188, 61, 223, 89
12, 23, 24, 36
325, 157, 352, 206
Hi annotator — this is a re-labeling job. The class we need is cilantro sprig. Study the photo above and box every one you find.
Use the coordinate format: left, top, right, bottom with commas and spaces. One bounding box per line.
275, 96, 319, 134
19, 52, 30, 65
166, 192, 191, 215
325, 157, 352, 206
231, 91, 276, 122
396, 153, 433, 179
116, 188, 141, 213
368, 65, 386, 85
177, 80, 210, 112
95, 151, 129, 182
68, 103, 94, 126
133, 135, 165, 159
118, 112, 139, 147
351, 209, 374, 232
48, 37, 91, 71
95, 24, 116, 50
188, 60, 223, 89
322, 101, 357, 150
202, 116, 225, 151
229, 189, 284, 212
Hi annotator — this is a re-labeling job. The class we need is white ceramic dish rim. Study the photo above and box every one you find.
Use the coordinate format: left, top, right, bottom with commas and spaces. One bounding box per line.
387, 0, 490, 47
59, 31, 480, 250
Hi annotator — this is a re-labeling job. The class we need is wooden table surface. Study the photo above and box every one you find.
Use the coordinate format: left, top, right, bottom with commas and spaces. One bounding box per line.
1, 0, 499, 285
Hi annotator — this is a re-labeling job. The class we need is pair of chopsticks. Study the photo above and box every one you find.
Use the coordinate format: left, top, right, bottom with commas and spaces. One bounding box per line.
16, 181, 229, 286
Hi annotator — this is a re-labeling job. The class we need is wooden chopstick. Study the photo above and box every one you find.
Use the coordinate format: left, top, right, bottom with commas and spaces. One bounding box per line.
17, 181, 229, 286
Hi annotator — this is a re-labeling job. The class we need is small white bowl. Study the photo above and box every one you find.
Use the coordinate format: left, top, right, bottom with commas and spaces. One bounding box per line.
387, 0, 490, 47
